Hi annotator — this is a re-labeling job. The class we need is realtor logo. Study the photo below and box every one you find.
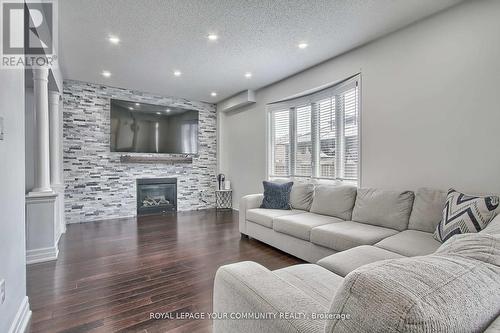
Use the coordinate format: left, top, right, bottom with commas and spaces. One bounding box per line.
1, 1, 57, 69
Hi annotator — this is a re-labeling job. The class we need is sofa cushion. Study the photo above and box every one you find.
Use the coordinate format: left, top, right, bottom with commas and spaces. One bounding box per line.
351, 188, 414, 231
317, 245, 403, 277
310, 221, 398, 252
246, 208, 305, 228
290, 183, 315, 211
273, 212, 343, 241
485, 317, 500, 333
213, 261, 328, 333
482, 214, 500, 235
434, 189, 499, 243
375, 230, 441, 257
309, 185, 357, 220
274, 264, 344, 308
408, 188, 447, 233
326, 238, 500, 333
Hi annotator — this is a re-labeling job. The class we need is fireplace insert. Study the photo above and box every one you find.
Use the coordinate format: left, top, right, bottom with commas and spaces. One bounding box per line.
136, 178, 177, 215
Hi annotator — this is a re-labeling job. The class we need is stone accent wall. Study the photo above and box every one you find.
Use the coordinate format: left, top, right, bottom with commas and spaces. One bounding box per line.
62, 80, 217, 223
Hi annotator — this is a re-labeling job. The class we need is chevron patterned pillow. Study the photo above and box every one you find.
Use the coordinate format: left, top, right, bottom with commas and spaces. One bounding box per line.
434, 189, 499, 243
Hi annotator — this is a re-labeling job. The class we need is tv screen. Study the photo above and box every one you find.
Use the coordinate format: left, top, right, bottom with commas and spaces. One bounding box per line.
110, 99, 198, 154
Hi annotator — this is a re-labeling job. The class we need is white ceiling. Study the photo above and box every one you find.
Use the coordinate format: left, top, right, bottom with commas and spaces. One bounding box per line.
59, 0, 463, 103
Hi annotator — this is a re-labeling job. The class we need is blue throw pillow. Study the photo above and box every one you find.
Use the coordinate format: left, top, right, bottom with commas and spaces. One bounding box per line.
260, 181, 294, 210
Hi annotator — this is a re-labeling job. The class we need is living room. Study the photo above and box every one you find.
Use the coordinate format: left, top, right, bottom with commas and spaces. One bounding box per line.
1, 0, 499, 332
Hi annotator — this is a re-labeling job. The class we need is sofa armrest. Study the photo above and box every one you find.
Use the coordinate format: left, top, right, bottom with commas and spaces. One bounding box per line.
213, 261, 326, 333
239, 194, 263, 234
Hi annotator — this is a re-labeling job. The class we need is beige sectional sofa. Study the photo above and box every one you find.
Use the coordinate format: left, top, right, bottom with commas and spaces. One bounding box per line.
213, 185, 500, 332
238, 185, 443, 265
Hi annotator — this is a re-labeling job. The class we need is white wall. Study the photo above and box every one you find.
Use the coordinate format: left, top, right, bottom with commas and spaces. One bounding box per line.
219, 0, 500, 209
0, 70, 27, 330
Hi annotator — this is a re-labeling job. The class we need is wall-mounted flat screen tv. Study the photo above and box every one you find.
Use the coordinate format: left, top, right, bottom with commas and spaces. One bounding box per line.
110, 99, 199, 154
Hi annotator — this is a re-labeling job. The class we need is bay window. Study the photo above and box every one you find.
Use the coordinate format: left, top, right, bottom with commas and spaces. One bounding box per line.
268, 74, 360, 183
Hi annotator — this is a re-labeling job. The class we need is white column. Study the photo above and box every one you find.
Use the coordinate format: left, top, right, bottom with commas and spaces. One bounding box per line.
26, 68, 60, 264
49, 91, 62, 186
31, 67, 52, 194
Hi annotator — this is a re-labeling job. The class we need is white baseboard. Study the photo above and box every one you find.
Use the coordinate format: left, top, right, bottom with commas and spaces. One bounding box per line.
56, 229, 62, 244
66, 214, 135, 224
8, 296, 31, 333
26, 246, 59, 264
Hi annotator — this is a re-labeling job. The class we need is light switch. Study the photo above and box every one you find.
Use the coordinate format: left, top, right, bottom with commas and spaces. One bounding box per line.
0, 116, 4, 140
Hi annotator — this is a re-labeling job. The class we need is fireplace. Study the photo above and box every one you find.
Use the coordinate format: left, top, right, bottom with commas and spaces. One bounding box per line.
137, 178, 177, 215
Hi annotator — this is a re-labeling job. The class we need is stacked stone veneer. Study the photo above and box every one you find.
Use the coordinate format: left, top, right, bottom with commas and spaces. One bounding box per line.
63, 80, 217, 223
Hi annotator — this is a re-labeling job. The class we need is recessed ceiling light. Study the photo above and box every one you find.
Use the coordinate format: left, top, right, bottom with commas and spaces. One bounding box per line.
108, 35, 120, 44
173, 70, 182, 77
207, 33, 218, 41
128, 107, 134, 110
244, 72, 252, 78
101, 70, 111, 78
211, 92, 217, 97
135, 103, 140, 106
298, 42, 308, 49
156, 112, 161, 115
166, 108, 171, 113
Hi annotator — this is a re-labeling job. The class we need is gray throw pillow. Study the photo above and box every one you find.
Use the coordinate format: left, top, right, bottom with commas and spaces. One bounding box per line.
434, 189, 499, 243
260, 181, 293, 210
290, 183, 314, 211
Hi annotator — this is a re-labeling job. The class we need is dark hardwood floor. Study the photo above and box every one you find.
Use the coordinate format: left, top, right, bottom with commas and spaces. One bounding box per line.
27, 209, 303, 333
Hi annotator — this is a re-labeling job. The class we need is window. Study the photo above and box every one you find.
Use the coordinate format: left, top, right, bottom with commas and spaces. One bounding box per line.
268, 75, 360, 183
270, 108, 290, 177
295, 105, 312, 177
318, 96, 336, 178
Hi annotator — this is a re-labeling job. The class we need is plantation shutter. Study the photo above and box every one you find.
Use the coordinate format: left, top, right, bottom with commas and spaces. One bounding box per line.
317, 97, 336, 178
295, 105, 312, 177
342, 85, 359, 181
270, 108, 291, 177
